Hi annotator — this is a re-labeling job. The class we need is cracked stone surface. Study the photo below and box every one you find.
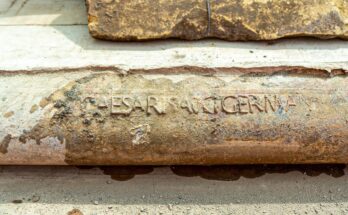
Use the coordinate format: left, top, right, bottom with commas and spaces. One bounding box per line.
87, 0, 348, 41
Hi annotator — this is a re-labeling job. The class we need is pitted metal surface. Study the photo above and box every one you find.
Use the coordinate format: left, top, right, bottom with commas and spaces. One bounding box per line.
0, 67, 347, 165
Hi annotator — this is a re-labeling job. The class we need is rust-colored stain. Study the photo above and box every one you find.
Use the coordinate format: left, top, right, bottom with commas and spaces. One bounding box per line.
39, 98, 49, 108
3, 111, 14, 118
86, 0, 348, 41
67, 209, 84, 215
13, 67, 347, 165
0, 134, 12, 154
30, 104, 38, 113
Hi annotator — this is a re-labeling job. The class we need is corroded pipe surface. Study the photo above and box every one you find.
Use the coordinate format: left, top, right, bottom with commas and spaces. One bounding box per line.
0, 67, 347, 165
86, 0, 348, 41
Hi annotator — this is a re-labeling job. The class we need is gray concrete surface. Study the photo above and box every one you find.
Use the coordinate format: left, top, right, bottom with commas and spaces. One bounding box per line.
0, 166, 348, 214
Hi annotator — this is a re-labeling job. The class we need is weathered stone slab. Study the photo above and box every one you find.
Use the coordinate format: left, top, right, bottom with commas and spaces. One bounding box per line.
86, 0, 348, 41
1, 68, 347, 165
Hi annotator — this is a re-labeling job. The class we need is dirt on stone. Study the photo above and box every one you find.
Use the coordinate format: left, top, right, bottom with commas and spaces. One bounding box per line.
67, 209, 84, 215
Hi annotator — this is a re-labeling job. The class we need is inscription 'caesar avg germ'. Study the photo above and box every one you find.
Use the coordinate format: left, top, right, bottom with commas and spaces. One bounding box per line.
1, 72, 347, 165
107, 94, 297, 115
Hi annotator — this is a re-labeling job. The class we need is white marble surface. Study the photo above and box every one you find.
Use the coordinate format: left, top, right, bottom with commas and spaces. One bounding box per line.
0, 0, 348, 72
0, 166, 347, 214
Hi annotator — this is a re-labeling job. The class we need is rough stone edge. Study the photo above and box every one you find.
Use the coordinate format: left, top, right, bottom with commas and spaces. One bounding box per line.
0, 66, 347, 77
